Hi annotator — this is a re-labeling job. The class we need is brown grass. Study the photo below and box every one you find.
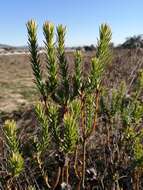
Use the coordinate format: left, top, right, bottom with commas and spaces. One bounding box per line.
0, 49, 143, 114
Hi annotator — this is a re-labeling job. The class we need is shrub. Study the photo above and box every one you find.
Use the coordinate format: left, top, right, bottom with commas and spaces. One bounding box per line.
1, 20, 143, 189
2, 120, 24, 189
26, 20, 112, 189
121, 35, 143, 49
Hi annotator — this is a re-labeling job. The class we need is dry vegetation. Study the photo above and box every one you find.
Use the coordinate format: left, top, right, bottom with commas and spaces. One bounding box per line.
0, 49, 142, 114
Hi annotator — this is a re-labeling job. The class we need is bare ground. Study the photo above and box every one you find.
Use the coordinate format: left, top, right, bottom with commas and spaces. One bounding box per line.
0, 54, 37, 113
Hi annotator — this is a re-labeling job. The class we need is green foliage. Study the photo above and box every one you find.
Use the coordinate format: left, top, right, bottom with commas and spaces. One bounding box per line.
135, 69, 143, 98
48, 103, 60, 145
3, 120, 24, 178
73, 51, 82, 97
35, 102, 50, 154
88, 24, 112, 91
69, 99, 81, 119
4, 120, 19, 152
100, 80, 143, 126
57, 25, 70, 104
60, 99, 81, 153
27, 20, 45, 99
138, 69, 143, 88
125, 127, 143, 165
89, 57, 101, 90
26, 20, 112, 188
85, 94, 95, 133
96, 24, 112, 61
43, 22, 58, 93
62, 112, 78, 153
122, 99, 143, 125
110, 81, 127, 116
9, 152, 24, 177
28, 186, 36, 190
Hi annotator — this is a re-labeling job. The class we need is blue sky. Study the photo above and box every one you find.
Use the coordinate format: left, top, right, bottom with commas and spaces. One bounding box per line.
0, 0, 143, 46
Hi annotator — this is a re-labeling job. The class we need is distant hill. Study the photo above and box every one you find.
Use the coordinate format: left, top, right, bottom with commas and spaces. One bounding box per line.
0, 44, 15, 49
0, 44, 29, 53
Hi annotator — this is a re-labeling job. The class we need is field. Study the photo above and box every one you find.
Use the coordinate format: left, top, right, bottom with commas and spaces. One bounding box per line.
0, 49, 142, 114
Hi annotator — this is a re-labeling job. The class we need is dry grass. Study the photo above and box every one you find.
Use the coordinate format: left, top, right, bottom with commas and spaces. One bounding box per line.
0, 49, 143, 114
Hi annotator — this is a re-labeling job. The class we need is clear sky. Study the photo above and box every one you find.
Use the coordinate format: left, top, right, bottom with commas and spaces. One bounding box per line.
0, 0, 143, 46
